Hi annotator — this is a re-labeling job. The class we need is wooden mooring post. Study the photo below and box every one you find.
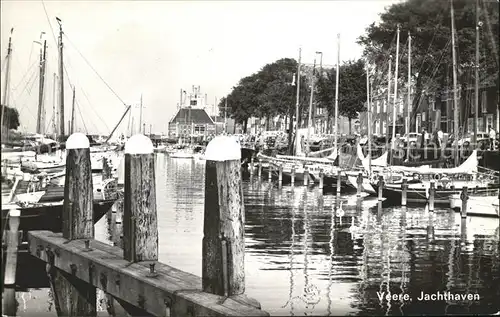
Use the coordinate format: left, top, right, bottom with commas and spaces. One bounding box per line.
268, 164, 273, 182
2, 207, 21, 317
54, 132, 97, 316
401, 178, 407, 206
356, 172, 363, 197
319, 169, 324, 189
290, 166, 295, 186
123, 134, 158, 263
378, 175, 384, 201
258, 161, 262, 179
336, 170, 341, 198
429, 180, 435, 212
250, 157, 254, 175
460, 186, 469, 218
203, 135, 245, 297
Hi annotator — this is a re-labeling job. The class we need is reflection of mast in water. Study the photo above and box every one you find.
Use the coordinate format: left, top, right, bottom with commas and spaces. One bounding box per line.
302, 190, 320, 312
327, 198, 335, 316
379, 212, 392, 315
399, 207, 408, 314
444, 236, 458, 314
283, 189, 298, 316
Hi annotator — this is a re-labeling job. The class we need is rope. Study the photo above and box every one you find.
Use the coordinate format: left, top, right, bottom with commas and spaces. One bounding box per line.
40, 0, 59, 49
79, 85, 111, 133
75, 99, 88, 134
63, 34, 128, 108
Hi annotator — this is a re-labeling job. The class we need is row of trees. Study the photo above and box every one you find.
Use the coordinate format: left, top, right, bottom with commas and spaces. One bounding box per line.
217, 58, 367, 134
219, 0, 498, 139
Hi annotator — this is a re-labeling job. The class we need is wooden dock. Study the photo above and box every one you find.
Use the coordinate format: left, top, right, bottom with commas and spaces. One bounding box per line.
7, 133, 268, 317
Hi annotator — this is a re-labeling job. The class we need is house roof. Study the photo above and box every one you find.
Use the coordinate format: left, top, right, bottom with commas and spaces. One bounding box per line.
170, 108, 215, 125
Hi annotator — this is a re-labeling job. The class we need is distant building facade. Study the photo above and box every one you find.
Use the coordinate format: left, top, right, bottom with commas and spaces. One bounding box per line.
168, 86, 216, 139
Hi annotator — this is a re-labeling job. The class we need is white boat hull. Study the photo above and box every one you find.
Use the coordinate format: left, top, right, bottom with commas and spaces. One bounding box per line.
449, 194, 499, 217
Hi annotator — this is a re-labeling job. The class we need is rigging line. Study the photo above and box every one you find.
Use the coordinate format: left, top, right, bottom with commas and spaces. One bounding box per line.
44, 111, 54, 134
411, 39, 451, 119
415, 30, 437, 78
63, 34, 128, 108
26, 42, 35, 73
480, 0, 499, 69
40, 0, 58, 49
75, 99, 88, 134
0, 57, 7, 73
12, 72, 39, 123
12, 59, 39, 92
79, 85, 111, 133
11, 66, 38, 105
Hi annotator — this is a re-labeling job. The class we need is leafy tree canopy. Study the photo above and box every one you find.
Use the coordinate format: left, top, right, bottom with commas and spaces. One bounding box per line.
358, 0, 498, 124
1, 105, 20, 130
218, 58, 311, 125
316, 59, 367, 120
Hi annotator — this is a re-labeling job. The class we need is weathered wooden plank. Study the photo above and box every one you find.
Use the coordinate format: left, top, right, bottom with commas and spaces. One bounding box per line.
123, 135, 158, 262
28, 231, 268, 317
203, 136, 245, 297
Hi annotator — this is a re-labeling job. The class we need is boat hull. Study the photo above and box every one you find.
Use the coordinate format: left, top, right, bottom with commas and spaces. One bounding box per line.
2, 199, 115, 233
373, 182, 500, 204
449, 194, 499, 217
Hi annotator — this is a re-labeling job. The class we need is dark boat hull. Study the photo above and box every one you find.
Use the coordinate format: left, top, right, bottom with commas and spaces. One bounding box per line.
2, 199, 115, 233
372, 183, 500, 204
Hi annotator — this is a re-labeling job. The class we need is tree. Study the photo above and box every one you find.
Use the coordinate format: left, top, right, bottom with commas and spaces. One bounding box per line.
358, 0, 499, 129
1, 105, 20, 130
316, 59, 367, 134
218, 58, 311, 138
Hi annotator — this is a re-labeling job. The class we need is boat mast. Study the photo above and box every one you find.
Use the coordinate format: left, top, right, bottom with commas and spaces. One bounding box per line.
472, 0, 479, 145
366, 65, 372, 174
385, 56, 392, 149
391, 25, 401, 161
406, 32, 411, 135
139, 94, 143, 134
1, 28, 13, 134
334, 34, 340, 158
105, 105, 132, 143
224, 97, 228, 133
306, 56, 317, 156
36, 33, 47, 135
294, 48, 302, 156
56, 17, 65, 139
70, 86, 76, 134
450, 0, 460, 166
52, 73, 58, 139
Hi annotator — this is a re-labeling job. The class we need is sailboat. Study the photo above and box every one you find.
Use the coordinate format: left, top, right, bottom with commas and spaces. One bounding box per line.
258, 39, 345, 186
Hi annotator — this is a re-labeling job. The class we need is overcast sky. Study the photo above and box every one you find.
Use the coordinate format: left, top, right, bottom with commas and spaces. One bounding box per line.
1, 0, 398, 136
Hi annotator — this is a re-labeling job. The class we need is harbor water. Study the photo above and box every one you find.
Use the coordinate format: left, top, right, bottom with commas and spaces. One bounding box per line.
11, 153, 500, 316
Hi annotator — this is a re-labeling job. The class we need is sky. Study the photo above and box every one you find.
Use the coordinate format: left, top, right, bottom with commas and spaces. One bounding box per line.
1, 0, 399, 137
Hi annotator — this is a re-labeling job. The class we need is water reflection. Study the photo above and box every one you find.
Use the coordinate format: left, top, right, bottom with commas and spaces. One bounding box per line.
15, 154, 500, 316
